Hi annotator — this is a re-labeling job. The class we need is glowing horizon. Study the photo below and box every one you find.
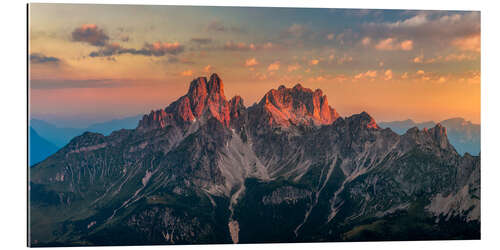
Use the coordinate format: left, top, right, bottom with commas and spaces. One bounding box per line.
29, 4, 480, 125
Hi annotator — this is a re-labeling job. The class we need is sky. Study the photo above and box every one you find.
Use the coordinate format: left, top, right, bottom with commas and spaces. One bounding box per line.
29, 4, 480, 127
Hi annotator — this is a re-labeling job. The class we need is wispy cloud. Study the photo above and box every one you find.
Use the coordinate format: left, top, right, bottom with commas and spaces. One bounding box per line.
222, 41, 273, 51
89, 41, 184, 57
30, 53, 61, 64
72, 24, 109, 46
287, 63, 300, 72
206, 20, 245, 33
180, 70, 193, 76
309, 59, 319, 66
204, 65, 212, 73
361, 37, 371, 46
375, 38, 413, 51
354, 70, 378, 79
384, 69, 393, 80
245, 58, 259, 67
452, 34, 480, 52
30, 78, 130, 89
190, 38, 213, 44
285, 24, 307, 38
413, 52, 478, 64
267, 61, 280, 71
363, 12, 480, 52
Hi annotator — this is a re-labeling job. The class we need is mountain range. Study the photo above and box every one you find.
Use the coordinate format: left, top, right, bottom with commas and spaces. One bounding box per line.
29, 115, 143, 166
379, 119, 480, 156
28, 74, 480, 246
29, 115, 479, 167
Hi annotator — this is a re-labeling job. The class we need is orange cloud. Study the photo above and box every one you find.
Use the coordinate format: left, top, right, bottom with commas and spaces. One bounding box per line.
308, 76, 326, 82
452, 34, 480, 52
180, 70, 193, 76
445, 53, 478, 62
267, 61, 280, 71
413, 55, 423, 63
354, 70, 377, 79
261, 42, 274, 49
384, 69, 393, 80
375, 38, 413, 51
309, 59, 319, 65
255, 72, 267, 80
204, 65, 212, 73
224, 41, 274, 51
361, 37, 371, 46
412, 52, 478, 64
337, 54, 353, 64
287, 63, 300, 72
149, 41, 184, 55
400, 40, 413, 50
245, 58, 258, 67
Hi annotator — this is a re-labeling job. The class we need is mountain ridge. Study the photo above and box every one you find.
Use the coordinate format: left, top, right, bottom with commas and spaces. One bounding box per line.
29, 74, 480, 246
379, 118, 480, 155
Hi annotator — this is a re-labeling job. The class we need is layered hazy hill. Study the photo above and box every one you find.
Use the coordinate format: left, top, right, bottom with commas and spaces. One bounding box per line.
29, 74, 480, 246
29, 127, 58, 165
379, 118, 480, 155
29, 115, 143, 166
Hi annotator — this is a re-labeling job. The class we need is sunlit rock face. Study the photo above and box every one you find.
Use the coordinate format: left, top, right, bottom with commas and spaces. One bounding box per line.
254, 84, 340, 128
138, 73, 231, 130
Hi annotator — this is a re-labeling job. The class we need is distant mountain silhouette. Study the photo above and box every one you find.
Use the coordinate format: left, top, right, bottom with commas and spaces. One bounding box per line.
85, 115, 143, 135
30, 115, 143, 148
29, 127, 58, 166
379, 118, 480, 155
30, 119, 82, 148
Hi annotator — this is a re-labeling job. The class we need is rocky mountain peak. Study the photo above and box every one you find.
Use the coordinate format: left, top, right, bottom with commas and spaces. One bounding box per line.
256, 84, 340, 127
347, 111, 380, 129
229, 95, 245, 115
208, 73, 224, 97
429, 123, 449, 149
138, 73, 231, 130
403, 123, 452, 151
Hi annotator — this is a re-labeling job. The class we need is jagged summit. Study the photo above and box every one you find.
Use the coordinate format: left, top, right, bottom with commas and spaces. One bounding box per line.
346, 111, 379, 129
256, 84, 340, 127
138, 75, 342, 130
403, 123, 451, 150
138, 73, 232, 129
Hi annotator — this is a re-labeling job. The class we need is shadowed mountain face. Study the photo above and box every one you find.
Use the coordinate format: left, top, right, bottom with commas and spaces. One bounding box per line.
379, 118, 480, 156
29, 74, 480, 246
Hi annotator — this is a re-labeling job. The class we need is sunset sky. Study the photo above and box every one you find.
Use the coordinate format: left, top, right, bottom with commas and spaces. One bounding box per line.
29, 4, 480, 127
